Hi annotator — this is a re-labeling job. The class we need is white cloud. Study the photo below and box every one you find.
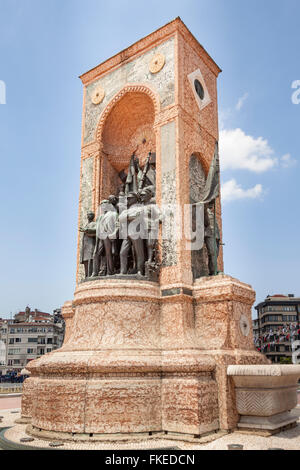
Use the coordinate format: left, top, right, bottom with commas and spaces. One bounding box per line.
219, 128, 278, 173
280, 153, 297, 168
236, 92, 249, 111
222, 179, 263, 203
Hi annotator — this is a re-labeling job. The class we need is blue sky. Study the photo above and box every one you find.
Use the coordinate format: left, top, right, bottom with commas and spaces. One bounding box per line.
0, 0, 299, 317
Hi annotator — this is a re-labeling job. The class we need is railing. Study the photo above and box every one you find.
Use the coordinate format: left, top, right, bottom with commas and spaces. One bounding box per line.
0, 383, 23, 394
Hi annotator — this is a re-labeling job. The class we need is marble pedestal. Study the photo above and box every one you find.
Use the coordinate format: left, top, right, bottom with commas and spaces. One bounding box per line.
23, 275, 269, 441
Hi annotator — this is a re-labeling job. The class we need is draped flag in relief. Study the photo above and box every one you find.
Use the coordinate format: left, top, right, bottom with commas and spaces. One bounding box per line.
201, 141, 220, 204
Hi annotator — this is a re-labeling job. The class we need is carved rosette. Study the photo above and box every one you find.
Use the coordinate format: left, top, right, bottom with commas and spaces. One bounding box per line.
91, 85, 105, 105
149, 53, 165, 74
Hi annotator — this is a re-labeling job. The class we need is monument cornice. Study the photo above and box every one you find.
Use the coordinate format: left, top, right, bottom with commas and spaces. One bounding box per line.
79, 17, 221, 86
193, 275, 256, 305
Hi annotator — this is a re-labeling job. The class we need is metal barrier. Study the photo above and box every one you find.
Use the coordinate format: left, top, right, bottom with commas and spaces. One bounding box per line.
0, 384, 23, 394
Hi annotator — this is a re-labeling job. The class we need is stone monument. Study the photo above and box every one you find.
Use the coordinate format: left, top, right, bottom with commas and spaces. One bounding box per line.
21, 18, 299, 441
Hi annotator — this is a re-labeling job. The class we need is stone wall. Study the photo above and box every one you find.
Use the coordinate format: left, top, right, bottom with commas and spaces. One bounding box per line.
160, 120, 177, 267
84, 37, 175, 145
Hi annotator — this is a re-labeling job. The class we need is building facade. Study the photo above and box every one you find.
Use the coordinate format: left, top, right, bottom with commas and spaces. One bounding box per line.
253, 294, 300, 363
0, 307, 65, 375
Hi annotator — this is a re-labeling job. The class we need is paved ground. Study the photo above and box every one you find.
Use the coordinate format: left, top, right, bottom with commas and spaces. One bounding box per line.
0, 396, 21, 410
1, 393, 300, 450
1, 407, 300, 450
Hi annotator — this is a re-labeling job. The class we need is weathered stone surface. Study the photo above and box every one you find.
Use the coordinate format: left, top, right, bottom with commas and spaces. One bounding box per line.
84, 37, 175, 145
24, 276, 270, 438
228, 365, 300, 433
162, 374, 219, 434
160, 120, 177, 267
193, 274, 256, 350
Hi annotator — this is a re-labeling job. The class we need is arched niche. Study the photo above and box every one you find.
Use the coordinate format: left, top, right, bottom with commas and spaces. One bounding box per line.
97, 87, 158, 203
189, 153, 209, 279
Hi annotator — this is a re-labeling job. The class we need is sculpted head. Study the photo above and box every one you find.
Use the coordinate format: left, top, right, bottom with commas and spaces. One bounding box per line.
87, 211, 95, 222
139, 187, 153, 204
127, 192, 138, 207
108, 195, 118, 206
132, 154, 140, 171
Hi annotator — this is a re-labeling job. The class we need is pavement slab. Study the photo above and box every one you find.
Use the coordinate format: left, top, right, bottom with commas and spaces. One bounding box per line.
1, 407, 300, 450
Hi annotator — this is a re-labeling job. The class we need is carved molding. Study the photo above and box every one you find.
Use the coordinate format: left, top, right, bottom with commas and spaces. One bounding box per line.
96, 84, 161, 143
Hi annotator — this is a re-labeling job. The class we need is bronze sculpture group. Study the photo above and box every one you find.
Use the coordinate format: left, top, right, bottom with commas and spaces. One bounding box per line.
80, 144, 221, 281
80, 152, 160, 280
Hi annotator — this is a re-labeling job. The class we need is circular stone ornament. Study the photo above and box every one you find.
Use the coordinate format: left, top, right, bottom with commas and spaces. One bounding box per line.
149, 53, 165, 74
239, 314, 250, 337
91, 86, 105, 105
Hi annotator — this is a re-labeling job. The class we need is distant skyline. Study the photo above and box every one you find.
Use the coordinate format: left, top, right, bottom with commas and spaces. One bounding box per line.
0, 0, 299, 318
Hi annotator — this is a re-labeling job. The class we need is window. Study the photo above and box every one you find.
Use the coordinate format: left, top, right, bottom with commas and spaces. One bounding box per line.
47, 338, 52, 344
46, 348, 52, 353
8, 348, 21, 355
27, 348, 35, 354
283, 315, 297, 322
15, 338, 21, 343
9, 338, 14, 344
28, 338, 37, 343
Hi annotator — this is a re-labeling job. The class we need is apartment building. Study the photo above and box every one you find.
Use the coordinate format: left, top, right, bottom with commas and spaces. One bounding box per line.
253, 294, 300, 363
0, 307, 65, 375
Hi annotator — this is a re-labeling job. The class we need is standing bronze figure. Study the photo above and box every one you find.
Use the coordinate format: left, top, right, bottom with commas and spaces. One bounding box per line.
119, 192, 145, 276
92, 201, 108, 277
98, 197, 119, 276
125, 154, 143, 195
80, 211, 97, 278
204, 202, 220, 276
139, 187, 160, 264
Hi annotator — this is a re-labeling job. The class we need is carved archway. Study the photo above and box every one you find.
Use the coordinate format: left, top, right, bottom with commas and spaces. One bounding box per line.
96, 84, 160, 145
95, 84, 160, 202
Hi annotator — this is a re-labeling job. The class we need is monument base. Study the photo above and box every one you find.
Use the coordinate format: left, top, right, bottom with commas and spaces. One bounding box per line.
22, 276, 273, 440
25, 424, 227, 444
238, 411, 298, 432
